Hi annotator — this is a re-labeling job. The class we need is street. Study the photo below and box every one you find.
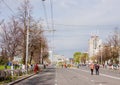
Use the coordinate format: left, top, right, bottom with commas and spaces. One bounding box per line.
14, 66, 120, 85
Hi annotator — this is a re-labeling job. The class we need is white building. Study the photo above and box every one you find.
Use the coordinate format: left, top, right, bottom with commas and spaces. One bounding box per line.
88, 35, 102, 58
13, 55, 22, 64
53, 55, 69, 64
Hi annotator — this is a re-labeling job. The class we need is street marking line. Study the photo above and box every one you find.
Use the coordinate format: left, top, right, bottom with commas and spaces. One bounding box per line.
75, 68, 120, 80
100, 73, 120, 80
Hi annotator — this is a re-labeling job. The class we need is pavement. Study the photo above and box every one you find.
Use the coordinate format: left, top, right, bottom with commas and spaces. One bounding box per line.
8, 73, 35, 85
12, 66, 55, 85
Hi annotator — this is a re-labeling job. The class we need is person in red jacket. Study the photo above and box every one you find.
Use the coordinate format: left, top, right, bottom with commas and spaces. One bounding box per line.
34, 63, 39, 74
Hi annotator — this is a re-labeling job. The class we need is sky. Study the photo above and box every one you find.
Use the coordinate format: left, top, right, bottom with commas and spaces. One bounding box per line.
0, 0, 120, 58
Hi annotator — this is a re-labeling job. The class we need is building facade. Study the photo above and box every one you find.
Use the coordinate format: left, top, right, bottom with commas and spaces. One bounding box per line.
88, 35, 102, 58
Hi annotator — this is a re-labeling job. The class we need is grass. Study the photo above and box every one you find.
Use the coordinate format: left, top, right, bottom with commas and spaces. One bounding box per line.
0, 65, 11, 70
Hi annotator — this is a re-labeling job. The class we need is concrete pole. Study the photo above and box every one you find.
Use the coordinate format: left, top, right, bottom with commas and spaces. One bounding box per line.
26, 2, 30, 72
118, 31, 120, 70
26, 23, 29, 71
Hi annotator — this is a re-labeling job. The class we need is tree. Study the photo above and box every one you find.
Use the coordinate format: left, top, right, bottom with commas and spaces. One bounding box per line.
16, 0, 34, 64
80, 53, 88, 64
0, 0, 49, 65
96, 28, 120, 64
0, 17, 22, 61
73, 52, 81, 64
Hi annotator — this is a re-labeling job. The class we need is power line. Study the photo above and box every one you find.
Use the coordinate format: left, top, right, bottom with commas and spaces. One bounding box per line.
50, 0, 54, 30
50, 0, 55, 60
1, 0, 15, 14
49, 23, 120, 27
42, 0, 50, 29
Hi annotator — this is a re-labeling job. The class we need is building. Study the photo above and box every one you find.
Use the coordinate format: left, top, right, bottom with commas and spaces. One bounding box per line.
12, 55, 22, 64
88, 35, 102, 58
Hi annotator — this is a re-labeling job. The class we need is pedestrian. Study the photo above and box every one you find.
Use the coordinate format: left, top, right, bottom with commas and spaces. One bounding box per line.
89, 63, 94, 75
95, 63, 100, 75
44, 64, 46, 69
34, 63, 39, 74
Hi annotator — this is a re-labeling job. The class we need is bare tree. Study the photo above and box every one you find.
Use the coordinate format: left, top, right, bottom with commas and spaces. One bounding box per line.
97, 28, 120, 64
0, 17, 22, 61
17, 0, 33, 64
0, 0, 49, 65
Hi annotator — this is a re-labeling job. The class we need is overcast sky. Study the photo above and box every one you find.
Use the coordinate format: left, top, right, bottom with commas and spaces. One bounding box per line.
0, 0, 120, 58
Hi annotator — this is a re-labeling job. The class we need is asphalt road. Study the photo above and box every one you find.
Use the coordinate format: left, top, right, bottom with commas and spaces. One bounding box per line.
13, 66, 120, 85
56, 67, 120, 85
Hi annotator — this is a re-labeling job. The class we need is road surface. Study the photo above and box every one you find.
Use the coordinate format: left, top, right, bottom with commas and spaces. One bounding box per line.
14, 66, 120, 85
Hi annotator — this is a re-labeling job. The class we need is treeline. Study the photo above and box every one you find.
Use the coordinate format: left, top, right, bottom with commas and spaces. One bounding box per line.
92, 28, 120, 64
0, 0, 50, 65
73, 52, 88, 64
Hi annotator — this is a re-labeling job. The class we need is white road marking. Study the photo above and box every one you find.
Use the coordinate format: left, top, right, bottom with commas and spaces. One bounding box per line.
55, 69, 58, 85
100, 73, 120, 80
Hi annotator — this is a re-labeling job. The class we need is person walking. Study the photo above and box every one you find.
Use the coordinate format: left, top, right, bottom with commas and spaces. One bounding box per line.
89, 63, 94, 75
95, 63, 100, 75
34, 63, 39, 74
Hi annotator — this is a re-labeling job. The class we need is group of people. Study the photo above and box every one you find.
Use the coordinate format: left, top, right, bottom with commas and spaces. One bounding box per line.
89, 63, 100, 75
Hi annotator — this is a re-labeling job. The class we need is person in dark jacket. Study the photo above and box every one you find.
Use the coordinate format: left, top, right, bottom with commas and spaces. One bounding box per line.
95, 63, 100, 75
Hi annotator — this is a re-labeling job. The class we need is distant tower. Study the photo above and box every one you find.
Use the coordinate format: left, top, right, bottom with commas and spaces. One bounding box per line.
89, 35, 102, 58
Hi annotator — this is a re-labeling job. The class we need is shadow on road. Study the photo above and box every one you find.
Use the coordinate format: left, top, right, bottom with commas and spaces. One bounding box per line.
16, 67, 56, 85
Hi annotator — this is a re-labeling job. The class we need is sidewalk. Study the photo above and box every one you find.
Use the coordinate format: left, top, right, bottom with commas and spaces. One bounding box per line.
7, 73, 35, 85
100, 67, 120, 74
7, 68, 47, 85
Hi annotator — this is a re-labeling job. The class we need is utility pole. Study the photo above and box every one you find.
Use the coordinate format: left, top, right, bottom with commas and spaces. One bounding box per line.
40, 29, 56, 64
99, 45, 102, 65
118, 30, 120, 70
25, 0, 30, 72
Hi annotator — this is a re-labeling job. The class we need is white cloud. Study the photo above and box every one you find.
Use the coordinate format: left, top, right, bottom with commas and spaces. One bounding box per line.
1, 0, 120, 58
53, 0, 120, 25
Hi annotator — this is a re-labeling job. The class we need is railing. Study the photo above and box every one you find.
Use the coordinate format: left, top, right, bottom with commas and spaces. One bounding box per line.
0, 68, 33, 82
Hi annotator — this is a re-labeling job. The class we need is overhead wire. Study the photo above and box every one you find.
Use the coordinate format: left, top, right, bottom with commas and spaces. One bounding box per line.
50, 0, 54, 30
1, 0, 15, 14
41, 0, 50, 29
50, 0, 55, 55
48, 23, 120, 28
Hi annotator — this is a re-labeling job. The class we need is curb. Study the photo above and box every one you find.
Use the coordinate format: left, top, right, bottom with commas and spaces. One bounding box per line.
8, 74, 35, 85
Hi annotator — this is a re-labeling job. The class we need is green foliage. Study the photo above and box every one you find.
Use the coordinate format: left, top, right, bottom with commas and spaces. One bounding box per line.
73, 52, 89, 64
73, 52, 81, 64
0, 56, 9, 65
0, 65, 10, 70
81, 53, 88, 64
